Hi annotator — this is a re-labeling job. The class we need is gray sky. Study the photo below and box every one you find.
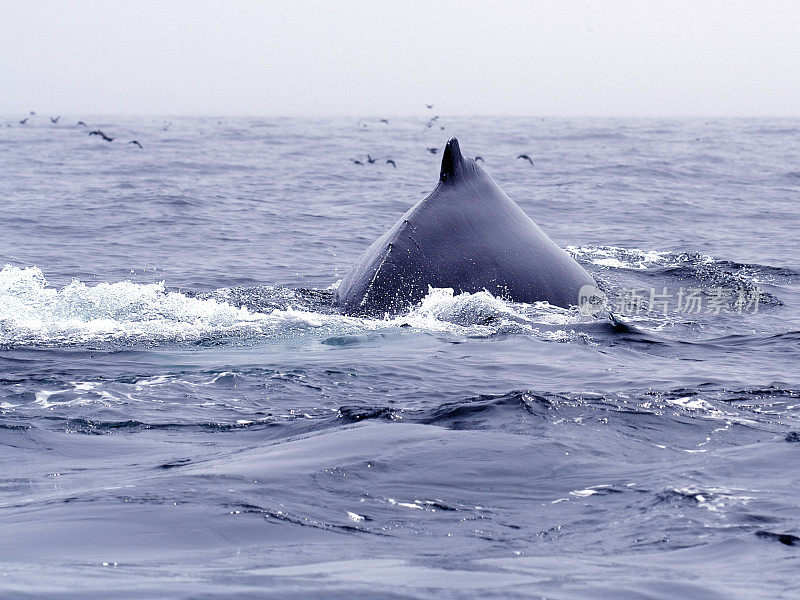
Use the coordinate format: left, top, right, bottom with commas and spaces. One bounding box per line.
2, 0, 799, 116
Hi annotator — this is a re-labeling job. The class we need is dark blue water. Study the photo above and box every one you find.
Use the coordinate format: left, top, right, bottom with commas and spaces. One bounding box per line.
1, 115, 800, 599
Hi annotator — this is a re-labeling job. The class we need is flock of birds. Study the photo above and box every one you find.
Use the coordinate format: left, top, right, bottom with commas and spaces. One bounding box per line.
16, 111, 144, 149
15, 105, 537, 168
350, 154, 396, 168
349, 104, 535, 169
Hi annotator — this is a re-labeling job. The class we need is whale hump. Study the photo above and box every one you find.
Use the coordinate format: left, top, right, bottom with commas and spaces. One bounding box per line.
336, 138, 596, 315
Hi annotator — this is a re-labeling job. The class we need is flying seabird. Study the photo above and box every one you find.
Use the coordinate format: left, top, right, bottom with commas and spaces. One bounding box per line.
517, 154, 534, 166
425, 104, 434, 109
89, 130, 114, 142
19, 117, 29, 125
367, 155, 377, 164
76, 121, 87, 127
380, 118, 389, 124
386, 159, 396, 168
474, 156, 484, 162
128, 140, 143, 149
350, 159, 364, 165
50, 116, 60, 123
426, 147, 437, 154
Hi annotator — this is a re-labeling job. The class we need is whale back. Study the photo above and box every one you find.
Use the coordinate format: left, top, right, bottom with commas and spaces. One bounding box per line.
336, 138, 595, 315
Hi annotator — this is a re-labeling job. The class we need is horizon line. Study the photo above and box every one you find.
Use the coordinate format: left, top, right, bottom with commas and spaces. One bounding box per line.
4, 112, 800, 120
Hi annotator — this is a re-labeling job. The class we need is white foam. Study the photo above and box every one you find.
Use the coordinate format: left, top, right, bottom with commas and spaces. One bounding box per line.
0, 264, 352, 346
397, 286, 586, 339
566, 245, 699, 270
569, 489, 598, 498
0, 266, 596, 346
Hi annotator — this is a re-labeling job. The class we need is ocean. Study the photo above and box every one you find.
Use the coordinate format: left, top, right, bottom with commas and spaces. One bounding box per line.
1, 115, 799, 599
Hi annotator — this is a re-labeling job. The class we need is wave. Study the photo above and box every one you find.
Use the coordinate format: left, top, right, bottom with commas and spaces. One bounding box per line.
568, 245, 799, 282
568, 245, 682, 270
328, 385, 800, 440
3, 243, 790, 348
0, 265, 594, 348
0, 264, 358, 347
5, 375, 800, 440
568, 245, 790, 314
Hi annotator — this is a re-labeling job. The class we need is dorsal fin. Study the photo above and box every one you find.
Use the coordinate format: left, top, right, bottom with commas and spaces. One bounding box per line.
439, 137, 468, 183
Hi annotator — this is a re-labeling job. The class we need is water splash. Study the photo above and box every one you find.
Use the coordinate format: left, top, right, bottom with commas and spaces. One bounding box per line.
0, 264, 311, 346
0, 266, 594, 347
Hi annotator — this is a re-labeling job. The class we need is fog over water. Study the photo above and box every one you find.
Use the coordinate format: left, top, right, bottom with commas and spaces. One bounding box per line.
2, 0, 800, 117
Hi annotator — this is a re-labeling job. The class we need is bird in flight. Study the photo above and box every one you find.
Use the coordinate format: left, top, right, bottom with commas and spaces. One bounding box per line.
89, 130, 114, 142
425, 104, 434, 109
350, 158, 364, 165
386, 159, 396, 168
426, 147, 437, 154
128, 140, 143, 149
76, 121, 87, 127
19, 117, 29, 125
50, 116, 60, 123
474, 156, 484, 162
517, 154, 534, 166
367, 155, 377, 164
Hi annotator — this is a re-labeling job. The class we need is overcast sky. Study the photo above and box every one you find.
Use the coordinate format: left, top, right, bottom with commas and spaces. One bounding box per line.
2, 0, 799, 117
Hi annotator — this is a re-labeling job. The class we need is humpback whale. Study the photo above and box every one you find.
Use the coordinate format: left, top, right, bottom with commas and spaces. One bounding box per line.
336, 138, 596, 315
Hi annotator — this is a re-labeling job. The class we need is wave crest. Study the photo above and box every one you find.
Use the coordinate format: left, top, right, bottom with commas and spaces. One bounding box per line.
0, 266, 592, 347
0, 264, 273, 345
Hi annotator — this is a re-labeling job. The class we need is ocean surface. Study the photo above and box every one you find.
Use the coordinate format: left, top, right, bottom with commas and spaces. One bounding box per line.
1, 115, 799, 599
